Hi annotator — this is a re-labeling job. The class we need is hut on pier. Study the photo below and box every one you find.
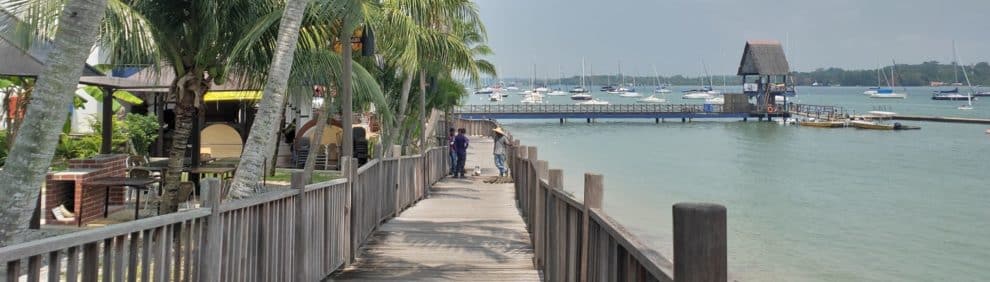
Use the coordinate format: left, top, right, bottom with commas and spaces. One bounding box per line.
737, 40, 794, 115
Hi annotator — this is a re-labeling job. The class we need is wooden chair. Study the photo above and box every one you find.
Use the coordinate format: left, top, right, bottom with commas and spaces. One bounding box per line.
177, 181, 196, 210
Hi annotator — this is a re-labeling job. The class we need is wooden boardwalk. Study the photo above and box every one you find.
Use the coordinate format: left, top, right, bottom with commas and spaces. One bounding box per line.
330, 138, 541, 281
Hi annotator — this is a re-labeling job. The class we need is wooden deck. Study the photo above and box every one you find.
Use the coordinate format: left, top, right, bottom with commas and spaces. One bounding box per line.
330, 138, 541, 281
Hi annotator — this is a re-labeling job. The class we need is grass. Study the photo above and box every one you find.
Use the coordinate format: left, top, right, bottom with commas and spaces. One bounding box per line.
266, 168, 341, 184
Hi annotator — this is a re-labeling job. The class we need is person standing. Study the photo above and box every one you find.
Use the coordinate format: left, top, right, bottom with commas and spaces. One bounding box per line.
448, 128, 457, 175
453, 128, 469, 178
492, 128, 511, 177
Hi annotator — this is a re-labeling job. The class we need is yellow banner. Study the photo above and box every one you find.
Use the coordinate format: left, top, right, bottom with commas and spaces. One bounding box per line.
203, 91, 262, 102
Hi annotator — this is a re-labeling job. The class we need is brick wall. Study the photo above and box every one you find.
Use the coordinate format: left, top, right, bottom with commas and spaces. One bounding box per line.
43, 154, 129, 226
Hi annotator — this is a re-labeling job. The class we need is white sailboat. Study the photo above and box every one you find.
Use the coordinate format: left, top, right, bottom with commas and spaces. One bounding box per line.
957, 52, 976, 110
607, 62, 626, 94
572, 58, 593, 101
869, 61, 907, 99
682, 62, 719, 99
577, 99, 609, 105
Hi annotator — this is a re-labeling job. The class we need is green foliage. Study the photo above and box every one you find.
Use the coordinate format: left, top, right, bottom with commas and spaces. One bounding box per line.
0, 132, 7, 166
78, 86, 143, 112
124, 113, 159, 155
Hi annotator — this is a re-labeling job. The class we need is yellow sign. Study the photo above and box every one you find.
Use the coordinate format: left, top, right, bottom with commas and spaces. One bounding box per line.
203, 91, 262, 102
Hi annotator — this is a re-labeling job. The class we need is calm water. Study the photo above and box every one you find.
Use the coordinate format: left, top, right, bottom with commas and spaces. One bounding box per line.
465, 86, 990, 281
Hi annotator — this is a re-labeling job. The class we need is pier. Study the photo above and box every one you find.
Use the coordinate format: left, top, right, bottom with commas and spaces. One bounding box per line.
454, 104, 751, 122
0, 119, 729, 282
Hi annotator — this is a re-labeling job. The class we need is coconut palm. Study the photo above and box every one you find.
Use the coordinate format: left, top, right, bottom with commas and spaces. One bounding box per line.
0, 0, 108, 244
5, 0, 389, 211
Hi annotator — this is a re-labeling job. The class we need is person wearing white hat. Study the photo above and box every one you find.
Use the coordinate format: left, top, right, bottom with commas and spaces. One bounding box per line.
492, 127, 512, 177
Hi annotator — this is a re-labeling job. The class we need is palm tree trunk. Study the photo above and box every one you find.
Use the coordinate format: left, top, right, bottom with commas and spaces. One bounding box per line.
0, 0, 108, 244
419, 69, 427, 149
159, 89, 198, 213
228, 0, 309, 198
389, 73, 414, 155
303, 97, 334, 179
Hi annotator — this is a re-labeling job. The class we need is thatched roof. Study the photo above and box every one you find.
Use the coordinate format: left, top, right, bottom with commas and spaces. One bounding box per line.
737, 40, 790, 76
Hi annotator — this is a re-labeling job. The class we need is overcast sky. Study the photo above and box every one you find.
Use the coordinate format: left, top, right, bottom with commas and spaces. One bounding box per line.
476, 0, 990, 78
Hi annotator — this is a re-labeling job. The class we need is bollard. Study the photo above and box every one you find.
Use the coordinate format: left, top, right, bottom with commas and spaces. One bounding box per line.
673, 203, 727, 282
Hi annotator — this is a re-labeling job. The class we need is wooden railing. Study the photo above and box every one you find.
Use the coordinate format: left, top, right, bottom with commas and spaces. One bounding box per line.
0, 147, 449, 282
455, 104, 729, 115
508, 128, 729, 282
451, 118, 500, 136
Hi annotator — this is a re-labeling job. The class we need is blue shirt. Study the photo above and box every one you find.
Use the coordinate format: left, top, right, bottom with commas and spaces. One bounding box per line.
454, 134, 469, 154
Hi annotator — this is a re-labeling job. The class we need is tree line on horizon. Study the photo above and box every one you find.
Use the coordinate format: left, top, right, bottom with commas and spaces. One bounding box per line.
495, 61, 990, 88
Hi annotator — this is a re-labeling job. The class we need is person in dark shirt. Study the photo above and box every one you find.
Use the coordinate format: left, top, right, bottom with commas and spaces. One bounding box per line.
448, 128, 457, 175
453, 128, 469, 178
353, 127, 369, 166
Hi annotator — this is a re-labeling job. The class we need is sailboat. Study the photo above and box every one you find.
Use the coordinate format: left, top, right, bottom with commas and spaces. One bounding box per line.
653, 66, 672, 93
620, 71, 642, 97
571, 58, 593, 101
682, 61, 719, 99
869, 61, 907, 99
548, 66, 568, 96
956, 50, 976, 110
607, 62, 627, 94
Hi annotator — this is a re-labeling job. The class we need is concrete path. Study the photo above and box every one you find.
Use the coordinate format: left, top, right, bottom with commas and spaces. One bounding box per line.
330, 138, 540, 281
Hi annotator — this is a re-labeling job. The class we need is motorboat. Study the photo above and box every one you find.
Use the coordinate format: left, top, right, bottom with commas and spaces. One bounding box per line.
869, 88, 907, 99
547, 90, 568, 96
798, 120, 847, 128
619, 91, 642, 98
474, 87, 495, 95
705, 96, 724, 104
569, 86, 590, 94
520, 93, 544, 104
577, 99, 609, 105
654, 87, 672, 93
636, 95, 666, 104
849, 111, 921, 130
489, 92, 502, 102
506, 86, 520, 91
863, 87, 880, 95
570, 93, 593, 101
931, 88, 970, 100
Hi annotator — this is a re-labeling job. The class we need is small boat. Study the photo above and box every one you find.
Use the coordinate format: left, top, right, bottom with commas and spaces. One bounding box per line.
506, 86, 520, 91
521, 93, 544, 104
974, 91, 990, 97
577, 99, 609, 105
619, 92, 642, 98
474, 87, 495, 95
869, 88, 907, 99
798, 120, 847, 128
849, 111, 920, 130
547, 90, 568, 96
705, 96, 724, 104
569, 87, 590, 94
637, 95, 666, 104
932, 89, 970, 100
570, 93, 593, 101
600, 85, 616, 92
489, 92, 502, 102
863, 87, 880, 95
654, 87, 672, 93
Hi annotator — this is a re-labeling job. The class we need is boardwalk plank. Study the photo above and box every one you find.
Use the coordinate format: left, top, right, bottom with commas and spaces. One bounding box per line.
329, 138, 540, 281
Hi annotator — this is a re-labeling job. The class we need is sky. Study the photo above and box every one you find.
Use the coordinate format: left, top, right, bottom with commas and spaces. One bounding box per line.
475, 0, 990, 78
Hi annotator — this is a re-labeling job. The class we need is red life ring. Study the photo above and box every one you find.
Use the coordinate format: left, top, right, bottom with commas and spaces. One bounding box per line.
767, 105, 777, 113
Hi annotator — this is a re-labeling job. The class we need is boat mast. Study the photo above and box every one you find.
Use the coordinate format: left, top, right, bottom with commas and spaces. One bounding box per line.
953, 40, 959, 84
957, 47, 975, 107
581, 58, 587, 89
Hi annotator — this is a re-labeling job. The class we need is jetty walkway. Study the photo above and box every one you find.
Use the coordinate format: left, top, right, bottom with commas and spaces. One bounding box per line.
331, 138, 540, 281
0, 118, 728, 282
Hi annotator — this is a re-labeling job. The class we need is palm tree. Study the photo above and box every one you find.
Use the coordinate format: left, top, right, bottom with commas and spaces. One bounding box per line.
225, 0, 309, 197
6, 0, 388, 212
0, 0, 108, 244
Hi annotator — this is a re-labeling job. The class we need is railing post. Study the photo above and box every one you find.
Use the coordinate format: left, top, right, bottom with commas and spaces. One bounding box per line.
579, 173, 603, 282
548, 168, 565, 282
527, 147, 538, 230
534, 159, 548, 268
292, 172, 308, 281
517, 146, 529, 216
198, 178, 223, 282
343, 157, 356, 265
673, 203, 727, 282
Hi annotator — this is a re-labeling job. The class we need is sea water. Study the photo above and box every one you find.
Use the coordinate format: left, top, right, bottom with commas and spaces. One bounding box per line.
465, 86, 990, 281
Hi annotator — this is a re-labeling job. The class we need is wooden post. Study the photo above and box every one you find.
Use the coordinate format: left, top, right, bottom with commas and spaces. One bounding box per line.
343, 158, 356, 265
527, 147, 538, 230
533, 160, 548, 268
292, 172, 308, 281
673, 203, 727, 282
198, 178, 223, 282
579, 173, 603, 282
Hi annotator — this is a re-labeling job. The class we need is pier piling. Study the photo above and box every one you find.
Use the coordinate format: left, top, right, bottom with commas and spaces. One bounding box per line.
681, 117, 686, 123
586, 118, 591, 123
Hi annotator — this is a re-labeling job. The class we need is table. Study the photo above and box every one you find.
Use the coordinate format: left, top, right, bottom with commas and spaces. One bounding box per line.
87, 177, 158, 221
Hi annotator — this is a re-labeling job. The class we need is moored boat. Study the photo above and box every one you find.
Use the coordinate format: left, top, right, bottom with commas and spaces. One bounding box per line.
637, 95, 666, 104
577, 99, 609, 105
798, 120, 846, 128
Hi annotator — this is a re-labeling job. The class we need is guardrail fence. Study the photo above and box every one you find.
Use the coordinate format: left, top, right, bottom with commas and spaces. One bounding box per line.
0, 147, 449, 282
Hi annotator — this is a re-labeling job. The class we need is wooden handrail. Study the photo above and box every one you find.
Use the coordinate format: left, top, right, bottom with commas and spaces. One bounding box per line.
0, 146, 451, 281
